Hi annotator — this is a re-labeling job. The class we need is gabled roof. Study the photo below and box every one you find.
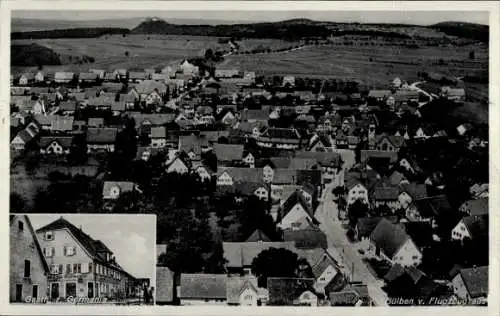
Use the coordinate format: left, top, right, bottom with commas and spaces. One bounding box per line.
59, 100, 77, 112
245, 229, 271, 242
283, 228, 327, 250
222, 241, 296, 268
151, 126, 166, 139
462, 215, 488, 240
55, 72, 74, 80
128, 113, 175, 126
330, 290, 360, 306
214, 143, 244, 161
387, 171, 407, 185
456, 266, 488, 298
360, 150, 398, 163
134, 80, 167, 94
373, 186, 400, 201
11, 215, 50, 273
413, 195, 451, 218
280, 190, 316, 223
88, 117, 104, 127
36, 217, 125, 268
179, 274, 227, 300
268, 157, 318, 170
399, 183, 428, 200
370, 219, 411, 258
403, 221, 434, 249
217, 167, 264, 183
79, 72, 98, 80
86, 128, 118, 144
375, 134, 405, 148
461, 198, 488, 216
295, 151, 342, 168
262, 127, 301, 139
129, 71, 147, 80
383, 263, 424, 284
226, 276, 259, 304
39, 136, 73, 148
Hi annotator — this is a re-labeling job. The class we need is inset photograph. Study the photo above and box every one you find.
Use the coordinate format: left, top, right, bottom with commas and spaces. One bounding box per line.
9, 214, 156, 305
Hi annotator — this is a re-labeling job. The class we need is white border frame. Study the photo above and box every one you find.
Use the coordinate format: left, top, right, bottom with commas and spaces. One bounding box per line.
1, 1, 499, 315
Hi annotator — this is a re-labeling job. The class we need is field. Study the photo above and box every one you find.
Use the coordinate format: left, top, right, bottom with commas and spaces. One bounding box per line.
11, 35, 300, 73
219, 44, 488, 86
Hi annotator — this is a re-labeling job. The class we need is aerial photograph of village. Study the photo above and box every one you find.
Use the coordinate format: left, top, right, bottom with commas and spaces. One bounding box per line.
9, 9, 489, 306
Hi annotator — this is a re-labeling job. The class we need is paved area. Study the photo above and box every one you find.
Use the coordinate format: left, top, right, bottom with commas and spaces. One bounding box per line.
315, 183, 388, 306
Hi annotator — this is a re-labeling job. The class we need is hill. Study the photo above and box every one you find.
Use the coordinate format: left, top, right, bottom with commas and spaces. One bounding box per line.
430, 21, 489, 42
11, 43, 61, 66
11, 18, 144, 32
11, 28, 130, 40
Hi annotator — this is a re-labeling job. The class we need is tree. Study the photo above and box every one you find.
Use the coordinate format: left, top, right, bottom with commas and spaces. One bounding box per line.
125, 51, 129, 57
469, 51, 475, 60
204, 48, 214, 61
10, 192, 28, 213
251, 248, 301, 287
347, 199, 369, 226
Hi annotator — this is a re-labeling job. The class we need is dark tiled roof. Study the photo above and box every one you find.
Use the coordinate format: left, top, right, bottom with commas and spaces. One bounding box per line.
38, 136, 73, 148
360, 150, 398, 163
222, 242, 296, 268
245, 229, 271, 242
179, 274, 227, 300
462, 215, 488, 239
263, 127, 300, 139
413, 195, 451, 218
403, 221, 434, 248
295, 151, 342, 168
283, 228, 327, 249
214, 143, 244, 162
399, 183, 428, 200
356, 217, 383, 239
457, 266, 488, 298
59, 100, 77, 111
330, 290, 360, 306
373, 186, 399, 201
370, 219, 410, 258
461, 198, 488, 216
218, 167, 264, 183
79, 72, 98, 81
86, 128, 118, 144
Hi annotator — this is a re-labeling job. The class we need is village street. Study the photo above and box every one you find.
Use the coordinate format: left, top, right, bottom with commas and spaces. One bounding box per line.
315, 182, 388, 306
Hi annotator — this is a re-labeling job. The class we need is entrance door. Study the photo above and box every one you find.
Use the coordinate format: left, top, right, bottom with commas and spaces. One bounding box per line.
88, 282, 94, 298
32, 285, 38, 298
15, 284, 23, 302
50, 283, 59, 300
65, 283, 76, 297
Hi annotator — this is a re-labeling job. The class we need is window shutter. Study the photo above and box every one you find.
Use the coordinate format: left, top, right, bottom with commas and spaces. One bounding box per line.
72, 246, 77, 255
81, 263, 88, 273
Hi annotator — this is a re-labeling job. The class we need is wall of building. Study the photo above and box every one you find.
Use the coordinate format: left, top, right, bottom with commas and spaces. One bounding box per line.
10, 216, 48, 302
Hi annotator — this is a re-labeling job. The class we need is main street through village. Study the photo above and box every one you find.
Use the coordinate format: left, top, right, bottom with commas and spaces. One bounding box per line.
315, 181, 389, 306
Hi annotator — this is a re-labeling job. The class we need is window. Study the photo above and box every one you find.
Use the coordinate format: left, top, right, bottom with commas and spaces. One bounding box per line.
32, 285, 38, 298
18, 221, 24, 231
89, 263, 93, 273
73, 264, 78, 274
64, 246, 76, 256
24, 260, 31, 278
45, 231, 54, 241
412, 255, 419, 260
244, 295, 253, 300
50, 264, 59, 274
66, 264, 71, 274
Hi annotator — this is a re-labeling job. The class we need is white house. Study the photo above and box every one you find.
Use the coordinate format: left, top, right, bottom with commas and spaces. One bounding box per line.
346, 182, 369, 206
451, 266, 488, 301
278, 191, 317, 230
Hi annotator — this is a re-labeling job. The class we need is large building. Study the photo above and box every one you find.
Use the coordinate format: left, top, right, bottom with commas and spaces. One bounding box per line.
10, 215, 50, 303
36, 217, 137, 300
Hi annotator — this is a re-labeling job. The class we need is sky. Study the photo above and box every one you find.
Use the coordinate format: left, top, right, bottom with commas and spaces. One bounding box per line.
28, 214, 156, 281
12, 10, 490, 26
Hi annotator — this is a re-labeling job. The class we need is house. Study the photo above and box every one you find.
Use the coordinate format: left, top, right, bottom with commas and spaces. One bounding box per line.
282, 76, 295, 87
372, 186, 400, 211
215, 68, 240, 78
151, 127, 167, 148
58, 100, 77, 116
178, 274, 227, 305
243, 152, 256, 168
360, 150, 398, 164
86, 128, 118, 153
128, 72, 148, 83
441, 87, 466, 102
409, 195, 451, 221
283, 226, 327, 250
398, 183, 428, 210
345, 177, 370, 206
102, 181, 137, 200
385, 171, 409, 186
216, 167, 265, 186
39, 136, 73, 155
226, 276, 265, 306
214, 143, 244, 165
367, 90, 391, 102
54, 72, 74, 83
459, 198, 488, 216
330, 289, 363, 306
165, 155, 190, 174
112, 69, 128, 80
133, 80, 167, 105
294, 151, 343, 185
367, 219, 422, 267
10, 215, 50, 302
231, 182, 270, 201
18, 73, 35, 85
399, 157, 422, 175
11, 130, 34, 151
222, 241, 297, 274
267, 277, 317, 306
155, 266, 175, 305
89, 69, 106, 79
451, 266, 488, 300
451, 215, 488, 241
36, 217, 136, 300
469, 183, 488, 199
308, 133, 334, 152
34, 71, 44, 82
88, 118, 105, 128
179, 60, 199, 76
369, 134, 405, 152
78, 72, 99, 84
277, 190, 318, 230
256, 127, 302, 150
128, 113, 175, 135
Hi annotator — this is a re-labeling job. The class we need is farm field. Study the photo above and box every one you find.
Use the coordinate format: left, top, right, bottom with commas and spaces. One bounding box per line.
220, 44, 488, 86
11, 35, 300, 73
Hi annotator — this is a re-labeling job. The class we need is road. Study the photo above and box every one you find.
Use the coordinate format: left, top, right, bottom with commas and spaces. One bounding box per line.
315, 183, 388, 306
410, 81, 435, 106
